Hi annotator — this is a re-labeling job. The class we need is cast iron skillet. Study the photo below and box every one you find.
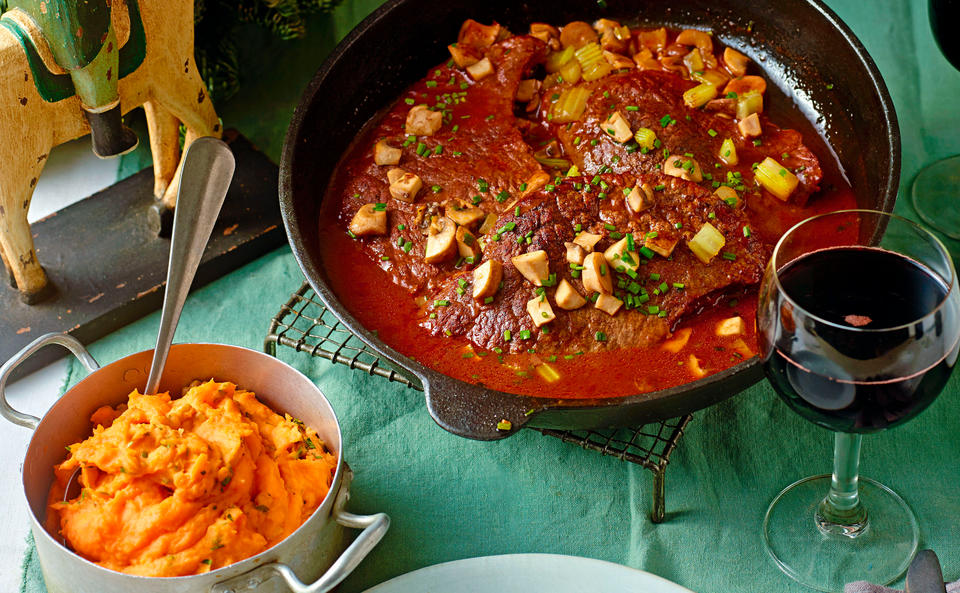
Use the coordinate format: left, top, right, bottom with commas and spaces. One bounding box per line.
280, 0, 899, 440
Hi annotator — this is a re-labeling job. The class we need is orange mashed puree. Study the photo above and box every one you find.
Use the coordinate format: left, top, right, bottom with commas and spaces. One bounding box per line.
49, 380, 337, 577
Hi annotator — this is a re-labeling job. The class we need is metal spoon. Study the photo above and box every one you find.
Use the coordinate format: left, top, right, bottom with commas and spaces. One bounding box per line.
62, 138, 236, 505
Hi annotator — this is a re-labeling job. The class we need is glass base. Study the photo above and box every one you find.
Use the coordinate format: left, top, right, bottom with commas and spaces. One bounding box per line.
911, 154, 960, 239
762, 474, 918, 592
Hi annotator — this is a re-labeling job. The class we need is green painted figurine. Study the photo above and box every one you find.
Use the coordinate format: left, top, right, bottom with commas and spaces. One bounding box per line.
5, 0, 138, 157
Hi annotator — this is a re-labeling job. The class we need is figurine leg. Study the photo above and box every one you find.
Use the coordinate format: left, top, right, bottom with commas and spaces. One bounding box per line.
72, 26, 138, 159
0, 150, 52, 303
143, 101, 181, 236
150, 61, 220, 211
0, 244, 16, 289
143, 100, 181, 201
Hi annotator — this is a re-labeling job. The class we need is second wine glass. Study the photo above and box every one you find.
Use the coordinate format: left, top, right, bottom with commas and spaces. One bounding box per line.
758, 210, 960, 592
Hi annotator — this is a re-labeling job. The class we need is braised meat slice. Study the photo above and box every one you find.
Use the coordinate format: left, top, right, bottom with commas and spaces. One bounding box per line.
422, 174, 769, 353
333, 34, 549, 294
549, 70, 822, 206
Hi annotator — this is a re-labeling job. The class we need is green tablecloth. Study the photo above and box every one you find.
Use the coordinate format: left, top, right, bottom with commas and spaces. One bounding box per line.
21, 1, 960, 591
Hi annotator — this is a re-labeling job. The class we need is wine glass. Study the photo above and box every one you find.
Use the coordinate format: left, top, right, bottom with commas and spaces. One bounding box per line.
758, 210, 960, 592
911, 0, 960, 239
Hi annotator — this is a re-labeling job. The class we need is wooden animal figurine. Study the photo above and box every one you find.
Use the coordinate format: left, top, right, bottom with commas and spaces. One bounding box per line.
0, 0, 220, 304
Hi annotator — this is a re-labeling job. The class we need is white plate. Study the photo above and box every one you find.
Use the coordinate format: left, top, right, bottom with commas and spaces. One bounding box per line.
363, 553, 695, 593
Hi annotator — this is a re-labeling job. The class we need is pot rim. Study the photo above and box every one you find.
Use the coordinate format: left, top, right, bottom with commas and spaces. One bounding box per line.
22, 342, 346, 583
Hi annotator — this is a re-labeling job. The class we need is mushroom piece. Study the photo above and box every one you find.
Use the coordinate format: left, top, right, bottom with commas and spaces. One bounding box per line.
555, 279, 586, 310
458, 19, 501, 49
600, 110, 633, 143
466, 57, 495, 81
663, 155, 703, 183
687, 354, 707, 378
424, 216, 458, 264
645, 234, 679, 258
444, 201, 486, 227
603, 237, 640, 274
348, 204, 387, 237
737, 112, 762, 138
595, 293, 623, 316
716, 316, 745, 336
581, 252, 613, 294
387, 168, 423, 203
626, 183, 655, 213
472, 259, 503, 300
478, 213, 499, 235
529, 23, 560, 47
405, 104, 443, 136
661, 328, 693, 353
714, 185, 741, 207
448, 43, 481, 68
456, 226, 481, 260
722, 47, 750, 78
521, 171, 551, 197
564, 241, 585, 265
603, 50, 635, 70
516, 79, 540, 102
374, 139, 402, 166
511, 250, 550, 286
573, 231, 602, 252
675, 28, 713, 53
559, 21, 598, 49
526, 296, 556, 328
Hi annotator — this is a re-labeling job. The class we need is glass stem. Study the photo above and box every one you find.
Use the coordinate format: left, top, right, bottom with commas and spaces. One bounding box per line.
816, 432, 868, 537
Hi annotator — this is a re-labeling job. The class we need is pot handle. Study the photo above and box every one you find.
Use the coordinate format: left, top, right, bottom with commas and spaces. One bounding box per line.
0, 333, 99, 430
209, 483, 389, 593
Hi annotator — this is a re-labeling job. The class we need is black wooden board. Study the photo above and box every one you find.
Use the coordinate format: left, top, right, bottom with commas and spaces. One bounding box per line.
1, 131, 284, 378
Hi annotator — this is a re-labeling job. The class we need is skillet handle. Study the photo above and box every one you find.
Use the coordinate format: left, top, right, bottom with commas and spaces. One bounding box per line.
422, 372, 537, 440
209, 477, 389, 593
0, 333, 100, 430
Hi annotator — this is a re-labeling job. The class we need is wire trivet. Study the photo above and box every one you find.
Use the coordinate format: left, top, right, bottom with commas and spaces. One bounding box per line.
264, 281, 692, 522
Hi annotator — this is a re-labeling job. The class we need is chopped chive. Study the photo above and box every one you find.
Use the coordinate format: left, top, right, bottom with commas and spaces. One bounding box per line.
503, 330, 512, 341
722, 252, 737, 261
743, 226, 752, 237
625, 105, 639, 111
707, 129, 718, 137
431, 185, 442, 193
595, 331, 607, 342
673, 282, 685, 289
404, 98, 415, 105
484, 296, 494, 304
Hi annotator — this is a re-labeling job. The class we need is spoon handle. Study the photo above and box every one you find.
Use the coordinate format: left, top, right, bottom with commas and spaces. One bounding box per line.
144, 137, 236, 394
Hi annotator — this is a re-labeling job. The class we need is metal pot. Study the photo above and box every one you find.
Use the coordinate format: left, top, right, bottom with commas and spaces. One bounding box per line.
279, 0, 900, 440
0, 334, 389, 593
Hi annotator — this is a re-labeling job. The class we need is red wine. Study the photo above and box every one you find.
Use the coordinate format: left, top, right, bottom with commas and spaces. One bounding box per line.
931, 0, 960, 71
762, 246, 958, 433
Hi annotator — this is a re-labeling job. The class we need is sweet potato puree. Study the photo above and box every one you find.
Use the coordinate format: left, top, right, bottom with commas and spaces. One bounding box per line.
48, 380, 337, 577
